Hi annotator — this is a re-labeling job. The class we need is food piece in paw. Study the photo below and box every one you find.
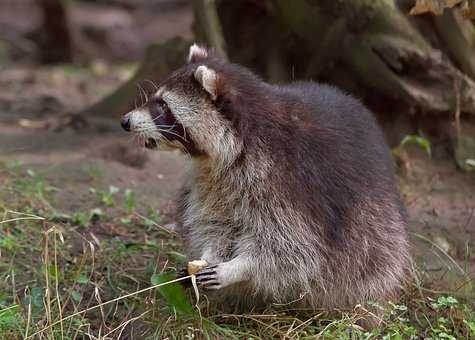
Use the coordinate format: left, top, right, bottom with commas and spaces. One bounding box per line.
187, 260, 208, 275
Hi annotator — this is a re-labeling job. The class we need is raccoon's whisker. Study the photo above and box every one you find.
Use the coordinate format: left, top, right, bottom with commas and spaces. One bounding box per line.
153, 124, 175, 129
143, 79, 159, 92
180, 143, 190, 156
138, 125, 187, 142
158, 122, 188, 142
134, 88, 142, 107
138, 122, 174, 132
151, 114, 164, 122
157, 127, 186, 142
137, 83, 148, 106
156, 128, 187, 141
183, 125, 188, 141
158, 134, 172, 145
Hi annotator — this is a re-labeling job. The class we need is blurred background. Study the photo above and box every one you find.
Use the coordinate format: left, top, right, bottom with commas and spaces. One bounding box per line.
0, 0, 474, 338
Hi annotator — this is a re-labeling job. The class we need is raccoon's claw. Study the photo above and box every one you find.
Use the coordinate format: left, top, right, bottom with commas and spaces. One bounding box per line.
176, 267, 192, 287
195, 265, 222, 290
176, 267, 189, 278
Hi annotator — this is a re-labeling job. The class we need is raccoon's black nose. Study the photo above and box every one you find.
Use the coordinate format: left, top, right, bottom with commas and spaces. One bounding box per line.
121, 116, 131, 131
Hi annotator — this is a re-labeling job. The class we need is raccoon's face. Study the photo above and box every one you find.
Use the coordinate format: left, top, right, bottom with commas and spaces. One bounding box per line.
121, 44, 242, 164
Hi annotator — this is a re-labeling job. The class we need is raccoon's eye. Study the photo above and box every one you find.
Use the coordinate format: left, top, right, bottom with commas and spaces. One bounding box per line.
149, 98, 171, 117
160, 100, 171, 114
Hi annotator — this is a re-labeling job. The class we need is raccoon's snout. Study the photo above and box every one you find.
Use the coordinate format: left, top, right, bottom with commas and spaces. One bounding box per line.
121, 115, 131, 132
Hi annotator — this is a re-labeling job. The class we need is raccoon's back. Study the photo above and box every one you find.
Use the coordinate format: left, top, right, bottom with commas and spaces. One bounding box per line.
270, 81, 407, 244
280, 81, 393, 171
274, 82, 398, 195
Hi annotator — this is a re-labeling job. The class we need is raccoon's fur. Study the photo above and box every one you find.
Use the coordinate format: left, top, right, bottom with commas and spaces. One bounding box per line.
121, 44, 411, 312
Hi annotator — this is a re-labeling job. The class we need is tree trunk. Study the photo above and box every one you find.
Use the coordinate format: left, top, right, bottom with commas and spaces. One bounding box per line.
36, 0, 73, 63
217, 0, 475, 117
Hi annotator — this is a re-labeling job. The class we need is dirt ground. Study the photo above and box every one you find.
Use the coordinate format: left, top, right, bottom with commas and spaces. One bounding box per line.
0, 0, 474, 300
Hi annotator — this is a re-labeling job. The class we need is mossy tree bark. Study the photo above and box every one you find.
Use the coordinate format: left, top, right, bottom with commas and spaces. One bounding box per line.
217, 0, 475, 117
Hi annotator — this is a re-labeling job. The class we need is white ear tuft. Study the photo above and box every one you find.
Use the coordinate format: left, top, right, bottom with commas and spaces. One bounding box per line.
188, 43, 208, 63
194, 65, 218, 100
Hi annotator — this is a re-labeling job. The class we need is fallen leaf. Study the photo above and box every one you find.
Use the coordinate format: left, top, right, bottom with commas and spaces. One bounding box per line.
409, 0, 474, 17
461, 0, 475, 18
410, 0, 446, 15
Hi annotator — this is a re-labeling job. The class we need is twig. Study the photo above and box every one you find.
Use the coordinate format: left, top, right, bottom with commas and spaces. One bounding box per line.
103, 309, 151, 339
453, 78, 461, 138
412, 233, 465, 275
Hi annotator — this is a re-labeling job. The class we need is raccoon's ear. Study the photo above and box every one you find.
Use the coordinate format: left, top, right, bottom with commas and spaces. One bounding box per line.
194, 65, 218, 101
188, 43, 208, 63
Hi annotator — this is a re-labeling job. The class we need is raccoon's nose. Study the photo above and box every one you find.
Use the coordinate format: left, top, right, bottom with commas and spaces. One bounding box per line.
121, 116, 131, 131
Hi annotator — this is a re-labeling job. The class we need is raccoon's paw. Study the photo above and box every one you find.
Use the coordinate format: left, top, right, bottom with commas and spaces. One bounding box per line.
195, 262, 237, 290
195, 257, 248, 290
195, 264, 223, 290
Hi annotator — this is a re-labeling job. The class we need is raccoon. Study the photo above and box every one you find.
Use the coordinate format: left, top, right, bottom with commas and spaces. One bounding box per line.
121, 44, 410, 313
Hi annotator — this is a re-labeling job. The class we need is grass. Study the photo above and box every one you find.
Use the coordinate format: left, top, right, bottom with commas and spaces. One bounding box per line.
0, 161, 474, 339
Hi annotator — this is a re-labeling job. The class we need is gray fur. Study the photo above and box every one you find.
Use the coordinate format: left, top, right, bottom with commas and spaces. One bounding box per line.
122, 44, 411, 313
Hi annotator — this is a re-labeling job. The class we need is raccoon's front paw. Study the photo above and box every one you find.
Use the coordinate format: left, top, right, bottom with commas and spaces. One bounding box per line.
196, 262, 239, 290
195, 264, 223, 290
195, 258, 248, 290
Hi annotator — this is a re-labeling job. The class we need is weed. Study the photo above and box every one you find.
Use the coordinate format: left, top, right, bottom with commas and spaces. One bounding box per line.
89, 185, 119, 207
124, 188, 136, 214
82, 164, 104, 179
392, 134, 432, 173
399, 134, 432, 158
431, 296, 459, 310
72, 208, 104, 228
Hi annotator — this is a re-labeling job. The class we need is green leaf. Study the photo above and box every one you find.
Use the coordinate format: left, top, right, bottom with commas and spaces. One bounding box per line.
437, 332, 456, 340
48, 264, 60, 280
463, 320, 475, 335
400, 135, 432, 158
431, 296, 458, 309
24, 287, 44, 311
167, 251, 188, 264
0, 305, 22, 331
26, 169, 36, 177
124, 189, 136, 213
102, 194, 114, 207
120, 218, 132, 225
73, 212, 90, 228
151, 272, 194, 315
76, 273, 89, 284
71, 291, 82, 303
